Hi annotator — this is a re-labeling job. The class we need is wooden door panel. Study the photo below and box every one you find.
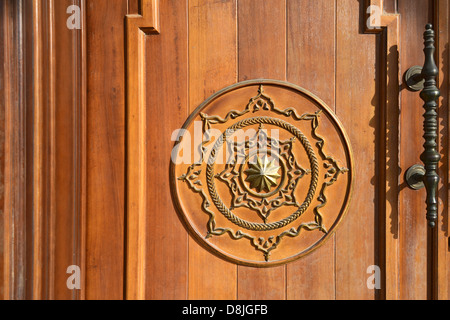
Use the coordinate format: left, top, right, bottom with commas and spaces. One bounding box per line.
187, 0, 238, 300
236, 0, 287, 301
335, 0, 379, 300
143, 0, 189, 300
4, 0, 450, 301
86, 0, 127, 300
398, 0, 433, 300
128, 0, 379, 300
286, 0, 337, 300
122, 0, 434, 300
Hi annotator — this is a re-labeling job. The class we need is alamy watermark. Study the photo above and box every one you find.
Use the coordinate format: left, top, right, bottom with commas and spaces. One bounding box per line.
171, 122, 281, 166
366, 5, 382, 30
367, 265, 381, 290
66, 265, 81, 290
67, 5, 81, 30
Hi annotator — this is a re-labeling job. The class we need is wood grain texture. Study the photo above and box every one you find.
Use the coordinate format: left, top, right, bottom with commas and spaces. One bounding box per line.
0, 0, 5, 300
383, 0, 397, 14
86, 0, 127, 300
128, 0, 140, 14
286, 0, 336, 300
1, 0, 87, 300
1, 0, 27, 300
30, 0, 56, 300
143, 0, 188, 300
336, 0, 378, 300
79, 0, 88, 301
365, 0, 401, 300
1, 0, 442, 301
31, 0, 87, 301
52, 0, 86, 300
125, 0, 160, 300
238, 0, 286, 81
379, 17, 401, 301
398, 0, 433, 300
187, 0, 238, 300
237, 0, 286, 300
436, 0, 450, 301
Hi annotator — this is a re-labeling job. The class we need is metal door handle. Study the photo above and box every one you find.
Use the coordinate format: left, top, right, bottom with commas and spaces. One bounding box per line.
404, 24, 441, 228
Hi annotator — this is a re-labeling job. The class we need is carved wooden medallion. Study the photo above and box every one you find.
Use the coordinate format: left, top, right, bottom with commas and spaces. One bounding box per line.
170, 80, 353, 267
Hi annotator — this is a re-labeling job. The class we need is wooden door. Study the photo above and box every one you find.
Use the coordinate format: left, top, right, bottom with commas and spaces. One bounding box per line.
123, 0, 447, 300
2, 0, 450, 300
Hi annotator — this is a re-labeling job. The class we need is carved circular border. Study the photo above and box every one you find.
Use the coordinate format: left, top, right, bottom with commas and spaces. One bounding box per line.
170, 79, 354, 267
206, 116, 319, 231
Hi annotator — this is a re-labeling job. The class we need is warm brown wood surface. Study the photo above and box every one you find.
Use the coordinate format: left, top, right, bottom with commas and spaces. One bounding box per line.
1, 0, 88, 300
335, 0, 378, 300
188, 0, 238, 300
286, 0, 336, 300
2, 0, 449, 300
436, 0, 450, 301
52, 0, 86, 300
85, 0, 127, 300
398, 0, 432, 300
79, 0, 449, 300
236, 0, 287, 301
126, 0, 157, 300
364, 0, 401, 300
0, 1, 5, 300
1, 0, 27, 300
143, 0, 188, 300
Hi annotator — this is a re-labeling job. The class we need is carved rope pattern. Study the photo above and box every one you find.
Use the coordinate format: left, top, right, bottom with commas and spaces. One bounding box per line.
206, 116, 320, 231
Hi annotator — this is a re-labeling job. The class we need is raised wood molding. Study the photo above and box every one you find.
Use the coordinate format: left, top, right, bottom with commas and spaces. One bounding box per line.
31, 0, 57, 299
365, 0, 401, 300
30, 0, 87, 300
1, 0, 27, 300
1, 0, 87, 300
125, 0, 160, 300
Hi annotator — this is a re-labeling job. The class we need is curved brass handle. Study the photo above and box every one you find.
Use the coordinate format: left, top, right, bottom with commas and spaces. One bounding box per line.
405, 24, 441, 228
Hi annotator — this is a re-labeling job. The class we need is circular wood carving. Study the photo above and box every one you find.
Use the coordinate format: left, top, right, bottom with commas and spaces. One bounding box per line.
170, 80, 353, 267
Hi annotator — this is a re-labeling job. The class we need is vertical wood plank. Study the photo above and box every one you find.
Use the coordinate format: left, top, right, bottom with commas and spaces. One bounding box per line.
187, 0, 238, 300
52, 0, 86, 300
1, 0, 27, 300
2, 0, 87, 300
383, 0, 397, 14
31, 0, 47, 299
398, 0, 432, 300
128, 0, 140, 14
85, 0, 127, 300
79, 0, 88, 301
286, 0, 336, 300
0, 0, 5, 300
238, 0, 286, 81
237, 0, 286, 300
336, 0, 377, 300
125, 0, 160, 300
144, 0, 189, 300
365, 0, 402, 300
436, 0, 449, 301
